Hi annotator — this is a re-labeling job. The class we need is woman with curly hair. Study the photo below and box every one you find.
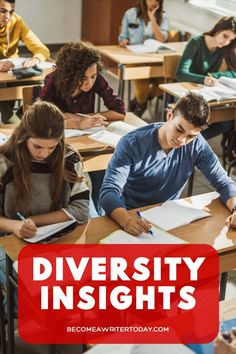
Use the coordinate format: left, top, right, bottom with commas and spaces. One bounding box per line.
40, 41, 126, 130
176, 16, 236, 140
118, 0, 169, 117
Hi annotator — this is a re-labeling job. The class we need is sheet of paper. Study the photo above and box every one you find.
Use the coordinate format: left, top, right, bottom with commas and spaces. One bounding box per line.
64, 127, 103, 138
0, 132, 9, 144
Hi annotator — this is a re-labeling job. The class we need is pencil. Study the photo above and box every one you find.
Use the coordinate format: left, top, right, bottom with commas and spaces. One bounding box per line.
207, 72, 213, 78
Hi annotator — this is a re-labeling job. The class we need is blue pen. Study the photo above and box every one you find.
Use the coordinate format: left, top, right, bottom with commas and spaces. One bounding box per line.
136, 211, 153, 235
16, 212, 27, 222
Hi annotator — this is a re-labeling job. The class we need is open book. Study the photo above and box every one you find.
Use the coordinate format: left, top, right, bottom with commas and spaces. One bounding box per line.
99, 227, 187, 245
89, 121, 137, 147
0, 57, 54, 70
24, 219, 77, 243
140, 200, 211, 231
191, 77, 236, 102
126, 39, 176, 54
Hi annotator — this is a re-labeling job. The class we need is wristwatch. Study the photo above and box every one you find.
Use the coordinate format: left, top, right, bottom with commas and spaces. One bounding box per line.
231, 205, 236, 214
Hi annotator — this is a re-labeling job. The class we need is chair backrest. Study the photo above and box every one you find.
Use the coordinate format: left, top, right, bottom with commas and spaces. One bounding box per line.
163, 54, 181, 82
22, 85, 42, 112
168, 30, 191, 42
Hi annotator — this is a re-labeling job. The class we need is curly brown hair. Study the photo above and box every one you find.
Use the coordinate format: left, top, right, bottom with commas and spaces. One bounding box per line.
54, 41, 103, 100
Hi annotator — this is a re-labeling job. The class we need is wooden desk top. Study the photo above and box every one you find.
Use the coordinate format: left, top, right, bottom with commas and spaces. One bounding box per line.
1, 193, 236, 264
159, 82, 236, 108
0, 68, 52, 84
96, 42, 186, 65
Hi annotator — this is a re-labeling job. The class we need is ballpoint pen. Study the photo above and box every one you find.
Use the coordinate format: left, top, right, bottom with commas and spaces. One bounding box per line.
136, 211, 153, 236
16, 212, 27, 222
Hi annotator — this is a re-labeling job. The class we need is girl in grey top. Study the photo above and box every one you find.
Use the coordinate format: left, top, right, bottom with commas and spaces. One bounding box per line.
0, 100, 89, 239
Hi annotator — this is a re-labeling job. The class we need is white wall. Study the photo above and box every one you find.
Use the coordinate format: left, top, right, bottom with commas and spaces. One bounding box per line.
15, 0, 222, 45
16, 0, 82, 44
164, 0, 221, 34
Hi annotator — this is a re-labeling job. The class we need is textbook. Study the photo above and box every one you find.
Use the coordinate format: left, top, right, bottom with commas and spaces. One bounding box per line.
140, 200, 211, 231
191, 77, 236, 102
99, 227, 187, 245
86, 343, 194, 353
24, 219, 77, 243
89, 121, 137, 147
0, 57, 54, 71
126, 39, 176, 54
188, 316, 236, 354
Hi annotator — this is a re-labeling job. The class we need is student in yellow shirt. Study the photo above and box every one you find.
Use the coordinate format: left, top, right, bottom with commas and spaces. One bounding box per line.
0, 0, 50, 123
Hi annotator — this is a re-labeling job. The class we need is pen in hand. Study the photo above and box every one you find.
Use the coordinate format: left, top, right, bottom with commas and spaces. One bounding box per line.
16, 212, 27, 222
136, 211, 153, 235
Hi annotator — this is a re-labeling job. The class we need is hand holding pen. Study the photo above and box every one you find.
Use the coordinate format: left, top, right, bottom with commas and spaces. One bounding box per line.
204, 72, 218, 86
122, 211, 153, 236
13, 212, 37, 239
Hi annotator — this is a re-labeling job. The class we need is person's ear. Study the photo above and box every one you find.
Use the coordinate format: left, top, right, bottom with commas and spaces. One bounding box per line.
166, 109, 174, 121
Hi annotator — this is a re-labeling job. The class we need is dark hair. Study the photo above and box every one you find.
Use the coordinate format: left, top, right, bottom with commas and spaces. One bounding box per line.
136, 0, 164, 25
0, 101, 81, 214
204, 16, 236, 70
54, 40, 103, 100
173, 92, 210, 127
5, 0, 15, 3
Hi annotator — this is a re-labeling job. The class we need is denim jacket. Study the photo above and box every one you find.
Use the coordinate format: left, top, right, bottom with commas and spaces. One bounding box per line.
118, 7, 169, 44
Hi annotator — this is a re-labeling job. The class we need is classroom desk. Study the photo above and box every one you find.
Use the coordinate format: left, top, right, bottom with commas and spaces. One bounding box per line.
0, 192, 235, 353
0, 68, 52, 102
159, 82, 236, 128
96, 43, 186, 101
0, 112, 145, 173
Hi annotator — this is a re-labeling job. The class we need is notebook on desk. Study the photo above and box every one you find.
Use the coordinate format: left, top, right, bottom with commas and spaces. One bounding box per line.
24, 219, 77, 243
140, 200, 211, 231
99, 227, 187, 245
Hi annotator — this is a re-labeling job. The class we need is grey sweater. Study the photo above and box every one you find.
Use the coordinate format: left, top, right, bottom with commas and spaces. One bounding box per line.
0, 149, 89, 223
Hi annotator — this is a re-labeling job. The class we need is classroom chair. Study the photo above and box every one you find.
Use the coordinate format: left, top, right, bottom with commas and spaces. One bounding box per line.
221, 128, 236, 175
161, 54, 181, 121
22, 85, 42, 113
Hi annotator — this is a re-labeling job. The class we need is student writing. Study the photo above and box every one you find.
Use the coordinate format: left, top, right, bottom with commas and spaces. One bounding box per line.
40, 40, 126, 130
118, 0, 169, 117
0, 0, 50, 123
176, 16, 236, 140
100, 93, 236, 235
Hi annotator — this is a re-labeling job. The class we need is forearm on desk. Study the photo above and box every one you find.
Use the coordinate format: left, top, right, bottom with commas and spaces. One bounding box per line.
0, 216, 19, 234
30, 210, 71, 226
110, 207, 133, 229
99, 111, 125, 121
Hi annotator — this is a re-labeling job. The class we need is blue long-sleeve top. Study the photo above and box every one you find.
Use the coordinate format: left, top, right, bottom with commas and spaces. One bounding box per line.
100, 124, 236, 214
118, 7, 169, 44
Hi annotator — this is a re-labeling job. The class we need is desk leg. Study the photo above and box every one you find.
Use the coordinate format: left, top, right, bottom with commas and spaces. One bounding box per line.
219, 272, 228, 301
118, 64, 125, 101
6, 255, 15, 354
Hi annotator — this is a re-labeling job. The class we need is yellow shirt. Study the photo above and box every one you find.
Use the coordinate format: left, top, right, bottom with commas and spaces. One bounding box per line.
0, 13, 50, 62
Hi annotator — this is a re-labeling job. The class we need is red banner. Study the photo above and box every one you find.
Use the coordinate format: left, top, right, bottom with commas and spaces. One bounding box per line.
18, 244, 219, 344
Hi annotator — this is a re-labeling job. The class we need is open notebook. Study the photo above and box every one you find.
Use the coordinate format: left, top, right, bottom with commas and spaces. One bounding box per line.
140, 200, 211, 231
191, 77, 236, 102
89, 121, 137, 147
24, 219, 77, 243
126, 39, 176, 54
99, 227, 187, 245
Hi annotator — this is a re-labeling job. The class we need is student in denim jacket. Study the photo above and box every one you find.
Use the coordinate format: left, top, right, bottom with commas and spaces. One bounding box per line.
118, 0, 169, 117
